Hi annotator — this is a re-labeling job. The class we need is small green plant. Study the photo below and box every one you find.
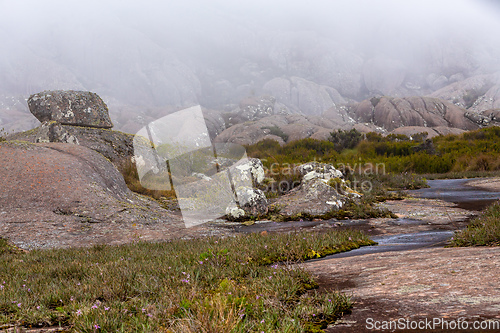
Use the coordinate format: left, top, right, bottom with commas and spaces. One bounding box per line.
327, 177, 343, 188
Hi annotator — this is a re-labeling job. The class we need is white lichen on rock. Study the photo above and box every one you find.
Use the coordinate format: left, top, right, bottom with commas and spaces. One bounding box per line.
234, 158, 265, 185
225, 205, 245, 219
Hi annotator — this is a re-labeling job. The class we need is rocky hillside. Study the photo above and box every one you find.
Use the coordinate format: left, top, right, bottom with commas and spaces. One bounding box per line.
349, 96, 479, 132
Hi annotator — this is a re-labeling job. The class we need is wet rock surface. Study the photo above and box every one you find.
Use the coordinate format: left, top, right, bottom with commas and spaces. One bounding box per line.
28, 90, 113, 129
414, 178, 500, 211
310, 179, 500, 332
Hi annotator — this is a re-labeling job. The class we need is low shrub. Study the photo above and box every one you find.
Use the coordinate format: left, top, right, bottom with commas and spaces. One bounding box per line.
329, 129, 362, 152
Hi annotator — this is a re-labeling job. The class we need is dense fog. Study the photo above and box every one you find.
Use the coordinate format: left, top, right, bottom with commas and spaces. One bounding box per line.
1, 0, 500, 133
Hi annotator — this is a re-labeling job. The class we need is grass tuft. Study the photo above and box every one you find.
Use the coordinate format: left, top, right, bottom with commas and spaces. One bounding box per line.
450, 201, 500, 247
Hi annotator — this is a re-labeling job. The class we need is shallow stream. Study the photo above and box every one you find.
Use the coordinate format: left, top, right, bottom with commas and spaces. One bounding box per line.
228, 178, 500, 258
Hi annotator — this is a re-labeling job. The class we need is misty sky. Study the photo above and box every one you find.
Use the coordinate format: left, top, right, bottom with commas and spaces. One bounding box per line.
1, 0, 500, 124
3, 0, 499, 45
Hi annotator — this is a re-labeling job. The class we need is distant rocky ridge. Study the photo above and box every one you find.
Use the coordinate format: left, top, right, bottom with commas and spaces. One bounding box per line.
212, 94, 484, 146
214, 113, 357, 146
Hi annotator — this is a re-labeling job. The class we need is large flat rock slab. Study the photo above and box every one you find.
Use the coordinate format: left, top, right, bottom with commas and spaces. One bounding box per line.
303, 246, 500, 332
0, 141, 221, 249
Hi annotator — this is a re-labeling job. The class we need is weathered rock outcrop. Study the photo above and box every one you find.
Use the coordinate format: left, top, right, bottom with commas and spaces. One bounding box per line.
273, 162, 359, 216
28, 90, 113, 128
7, 122, 135, 166
350, 96, 479, 131
164, 155, 268, 221
237, 95, 277, 120
0, 141, 187, 249
225, 158, 268, 219
430, 74, 498, 111
231, 158, 266, 187
233, 187, 268, 217
429, 74, 500, 126
480, 109, 500, 123
221, 95, 290, 129
9, 91, 138, 166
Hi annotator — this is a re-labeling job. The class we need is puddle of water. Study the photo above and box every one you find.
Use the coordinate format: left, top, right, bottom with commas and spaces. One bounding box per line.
372, 230, 454, 246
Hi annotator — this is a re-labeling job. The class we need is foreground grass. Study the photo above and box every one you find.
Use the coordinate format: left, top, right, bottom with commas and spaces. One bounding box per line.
0, 230, 374, 332
451, 201, 500, 247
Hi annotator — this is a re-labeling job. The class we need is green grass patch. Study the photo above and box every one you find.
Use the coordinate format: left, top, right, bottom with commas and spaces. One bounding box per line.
0, 230, 374, 332
450, 201, 500, 247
